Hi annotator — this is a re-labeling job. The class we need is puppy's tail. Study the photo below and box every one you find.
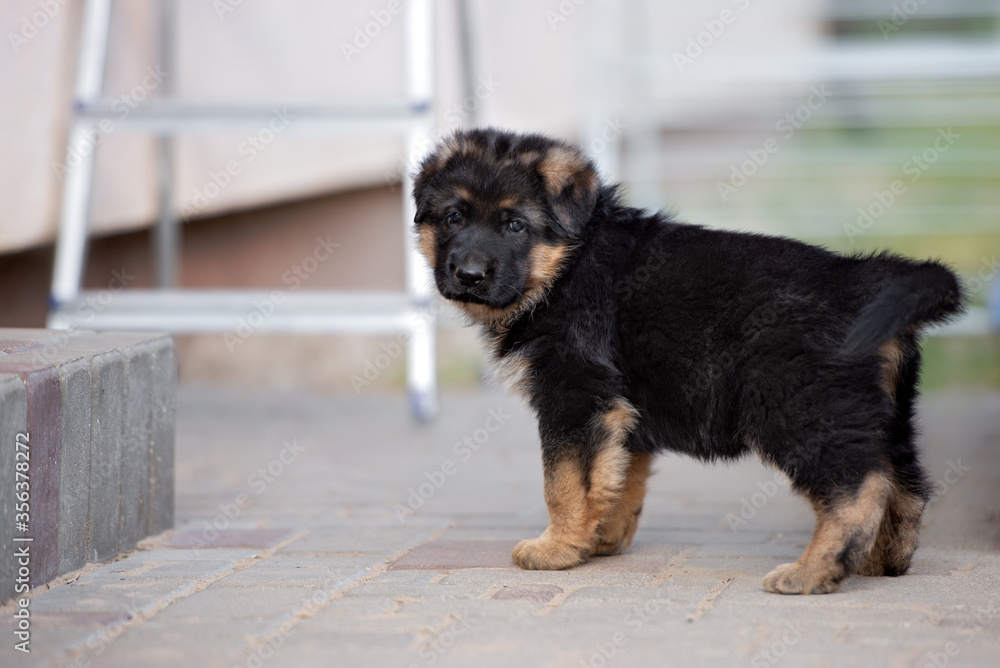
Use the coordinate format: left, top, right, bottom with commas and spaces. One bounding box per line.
838, 261, 965, 359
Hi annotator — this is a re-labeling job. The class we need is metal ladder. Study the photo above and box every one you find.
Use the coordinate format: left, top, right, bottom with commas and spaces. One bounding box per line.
48, 0, 439, 420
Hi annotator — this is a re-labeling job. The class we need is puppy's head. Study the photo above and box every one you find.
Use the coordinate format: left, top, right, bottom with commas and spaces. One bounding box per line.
412, 128, 600, 326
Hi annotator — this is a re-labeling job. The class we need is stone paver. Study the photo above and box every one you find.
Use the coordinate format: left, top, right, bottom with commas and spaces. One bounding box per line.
0, 386, 997, 667
0, 330, 177, 595
0, 373, 27, 602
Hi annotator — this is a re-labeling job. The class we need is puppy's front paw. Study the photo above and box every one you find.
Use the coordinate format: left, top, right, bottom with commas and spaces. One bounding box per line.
763, 561, 841, 595
512, 535, 586, 570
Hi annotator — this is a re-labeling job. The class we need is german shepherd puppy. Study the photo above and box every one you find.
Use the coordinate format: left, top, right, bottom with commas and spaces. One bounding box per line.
412, 128, 964, 594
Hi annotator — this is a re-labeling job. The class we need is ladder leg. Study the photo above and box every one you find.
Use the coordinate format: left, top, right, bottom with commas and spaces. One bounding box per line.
407, 305, 439, 422
49, 0, 113, 324
50, 121, 99, 322
155, 137, 180, 288
403, 132, 438, 421
404, 0, 438, 421
154, 0, 179, 288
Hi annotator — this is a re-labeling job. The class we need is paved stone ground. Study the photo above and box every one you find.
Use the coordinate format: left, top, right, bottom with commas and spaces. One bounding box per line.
3, 386, 999, 667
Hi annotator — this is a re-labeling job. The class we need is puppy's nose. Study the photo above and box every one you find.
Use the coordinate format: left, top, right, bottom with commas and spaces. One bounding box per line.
455, 263, 487, 287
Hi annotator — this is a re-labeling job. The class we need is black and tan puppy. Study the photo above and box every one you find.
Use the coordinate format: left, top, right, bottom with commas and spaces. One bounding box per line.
412, 128, 964, 594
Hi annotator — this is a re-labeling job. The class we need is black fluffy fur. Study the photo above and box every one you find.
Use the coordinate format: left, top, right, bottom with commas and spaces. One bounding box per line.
414, 127, 965, 522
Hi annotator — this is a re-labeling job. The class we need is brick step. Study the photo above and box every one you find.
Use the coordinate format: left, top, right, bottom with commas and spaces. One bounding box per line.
0, 329, 176, 601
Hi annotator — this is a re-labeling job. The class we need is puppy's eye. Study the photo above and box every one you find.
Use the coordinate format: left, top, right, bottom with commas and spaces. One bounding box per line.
507, 219, 526, 234
446, 211, 463, 226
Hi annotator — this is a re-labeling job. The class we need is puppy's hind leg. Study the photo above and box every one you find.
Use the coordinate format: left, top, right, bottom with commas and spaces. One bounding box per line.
858, 339, 927, 577
763, 471, 891, 594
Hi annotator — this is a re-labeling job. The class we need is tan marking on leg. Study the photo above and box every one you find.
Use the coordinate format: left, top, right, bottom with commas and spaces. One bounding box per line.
763, 471, 891, 594
511, 456, 595, 570
879, 337, 906, 398
594, 452, 653, 556
512, 399, 638, 570
886, 490, 923, 574
600, 397, 639, 436
417, 225, 438, 268
857, 483, 924, 577
581, 445, 630, 540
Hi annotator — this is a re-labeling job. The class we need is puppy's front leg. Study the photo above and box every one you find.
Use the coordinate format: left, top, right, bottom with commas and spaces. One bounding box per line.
512, 447, 629, 569
512, 399, 637, 570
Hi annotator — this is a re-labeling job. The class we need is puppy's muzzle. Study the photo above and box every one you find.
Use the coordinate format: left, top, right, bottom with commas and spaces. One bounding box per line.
449, 255, 491, 288
455, 262, 488, 287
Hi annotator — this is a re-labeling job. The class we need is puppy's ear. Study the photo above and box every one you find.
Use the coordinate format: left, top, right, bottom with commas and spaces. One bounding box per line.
412, 133, 469, 224
412, 154, 439, 225
539, 146, 600, 238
